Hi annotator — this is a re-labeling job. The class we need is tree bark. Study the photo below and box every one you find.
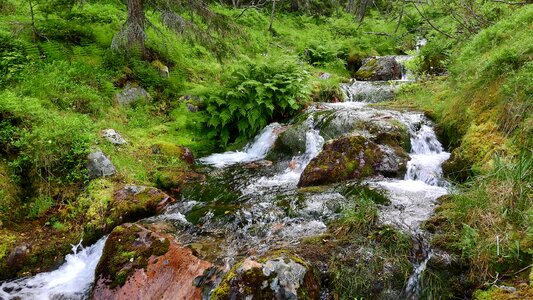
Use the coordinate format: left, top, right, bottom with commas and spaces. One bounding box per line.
126, 0, 146, 54
268, 0, 276, 32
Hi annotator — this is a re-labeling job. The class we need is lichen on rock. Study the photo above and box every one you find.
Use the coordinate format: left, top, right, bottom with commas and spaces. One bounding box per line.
212, 251, 320, 300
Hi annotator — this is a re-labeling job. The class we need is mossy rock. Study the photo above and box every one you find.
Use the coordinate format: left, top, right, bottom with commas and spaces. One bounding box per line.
94, 223, 171, 289
83, 182, 175, 243
212, 251, 320, 300
441, 149, 473, 183
298, 135, 383, 187
354, 57, 401, 81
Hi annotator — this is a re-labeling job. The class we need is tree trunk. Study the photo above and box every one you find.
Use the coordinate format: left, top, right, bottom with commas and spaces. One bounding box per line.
269, 0, 276, 32
126, 0, 146, 55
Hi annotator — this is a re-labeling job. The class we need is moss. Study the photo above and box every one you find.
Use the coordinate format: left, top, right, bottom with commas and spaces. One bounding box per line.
94, 223, 170, 288
0, 230, 16, 261
298, 136, 383, 187
186, 203, 237, 225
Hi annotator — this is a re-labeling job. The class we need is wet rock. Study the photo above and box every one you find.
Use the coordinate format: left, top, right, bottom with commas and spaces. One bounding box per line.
212, 251, 320, 300
376, 145, 409, 177
87, 150, 116, 179
114, 82, 151, 106
101, 129, 127, 145
298, 136, 383, 187
316, 109, 411, 151
92, 223, 212, 300
273, 122, 308, 156
244, 160, 273, 169
354, 56, 401, 81
441, 149, 472, 182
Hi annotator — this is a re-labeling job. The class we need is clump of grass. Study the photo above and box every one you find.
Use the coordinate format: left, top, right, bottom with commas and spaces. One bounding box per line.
431, 152, 532, 284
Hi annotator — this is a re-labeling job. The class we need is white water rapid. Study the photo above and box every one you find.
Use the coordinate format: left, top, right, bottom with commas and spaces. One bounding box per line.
199, 123, 282, 168
0, 238, 107, 300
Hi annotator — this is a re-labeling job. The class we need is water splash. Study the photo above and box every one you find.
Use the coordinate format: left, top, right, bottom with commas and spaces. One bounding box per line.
199, 123, 282, 168
0, 238, 107, 300
243, 116, 324, 194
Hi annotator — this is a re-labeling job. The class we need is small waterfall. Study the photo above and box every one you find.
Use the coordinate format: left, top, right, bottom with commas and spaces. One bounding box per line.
341, 55, 414, 103
199, 123, 282, 168
405, 124, 450, 187
243, 116, 325, 194
0, 238, 107, 300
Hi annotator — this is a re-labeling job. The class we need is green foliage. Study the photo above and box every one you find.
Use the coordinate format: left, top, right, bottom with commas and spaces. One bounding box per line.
0, 92, 94, 187
26, 196, 54, 219
201, 56, 310, 146
300, 41, 341, 66
0, 32, 34, 87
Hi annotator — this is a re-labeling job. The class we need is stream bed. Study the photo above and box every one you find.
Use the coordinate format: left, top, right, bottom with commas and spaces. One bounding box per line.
0, 56, 451, 300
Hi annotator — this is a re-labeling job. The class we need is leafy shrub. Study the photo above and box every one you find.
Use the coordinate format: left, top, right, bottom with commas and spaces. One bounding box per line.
39, 19, 96, 45
17, 60, 114, 116
0, 32, 33, 87
300, 41, 340, 66
0, 93, 94, 187
202, 56, 310, 146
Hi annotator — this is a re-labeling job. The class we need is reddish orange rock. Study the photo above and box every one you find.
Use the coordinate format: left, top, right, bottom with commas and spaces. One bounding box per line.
91, 223, 212, 300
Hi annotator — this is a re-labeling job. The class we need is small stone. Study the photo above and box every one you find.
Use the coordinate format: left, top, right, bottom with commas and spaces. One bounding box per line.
101, 129, 127, 145
186, 103, 199, 112
319, 72, 331, 80
7, 244, 31, 268
114, 82, 151, 106
87, 150, 116, 179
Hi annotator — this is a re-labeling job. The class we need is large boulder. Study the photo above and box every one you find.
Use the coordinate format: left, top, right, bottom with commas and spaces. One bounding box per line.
298, 135, 409, 187
354, 57, 401, 81
83, 183, 176, 241
212, 251, 320, 300
298, 136, 383, 187
87, 150, 116, 179
92, 223, 212, 300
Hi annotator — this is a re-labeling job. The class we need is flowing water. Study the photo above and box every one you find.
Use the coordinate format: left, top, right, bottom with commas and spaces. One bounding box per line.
0, 238, 107, 300
0, 55, 449, 299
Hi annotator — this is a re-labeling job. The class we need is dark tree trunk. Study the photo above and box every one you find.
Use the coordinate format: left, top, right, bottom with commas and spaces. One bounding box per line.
126, 0, 146, 54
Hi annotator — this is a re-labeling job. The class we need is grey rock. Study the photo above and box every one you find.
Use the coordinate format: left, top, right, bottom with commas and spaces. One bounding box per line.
355, 56, 402, 81
319, 72, 331, 80
377, 145, 409, 178
87, 150, 116, 179
114, 82, 151, 106
7, 244, 31, 267
186, 103, 198, 112
124, 185, 146, 194
101, 129, 127, 145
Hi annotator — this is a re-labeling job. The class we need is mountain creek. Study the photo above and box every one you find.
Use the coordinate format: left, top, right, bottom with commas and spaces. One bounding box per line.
1, 56, 462, 300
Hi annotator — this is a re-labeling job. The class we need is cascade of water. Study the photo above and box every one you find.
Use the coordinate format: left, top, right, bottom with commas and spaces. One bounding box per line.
243, 116, 324, 194
0, 238, 107, 300
199, 123, 282, 168
341, 55, 414, 103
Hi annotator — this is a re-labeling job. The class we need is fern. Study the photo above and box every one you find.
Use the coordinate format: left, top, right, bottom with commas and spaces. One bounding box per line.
202, 56, 310, 147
